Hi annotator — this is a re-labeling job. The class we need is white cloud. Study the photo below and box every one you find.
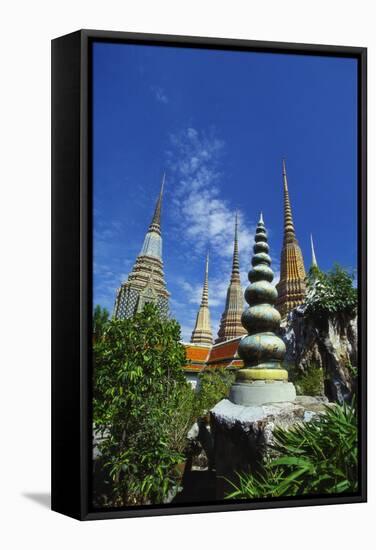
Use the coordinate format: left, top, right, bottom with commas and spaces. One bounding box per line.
167, 128, 256, 268
151, 85, 168, 104
165, 127, 261, 336
175, 275, 229, 308
273, 269, 281, 286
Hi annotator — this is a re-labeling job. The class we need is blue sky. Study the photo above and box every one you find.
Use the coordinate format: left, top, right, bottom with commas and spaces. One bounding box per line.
92, 41, 358, 341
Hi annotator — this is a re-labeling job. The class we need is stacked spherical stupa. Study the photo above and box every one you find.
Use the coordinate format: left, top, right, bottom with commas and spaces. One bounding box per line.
230, 213, 296, 406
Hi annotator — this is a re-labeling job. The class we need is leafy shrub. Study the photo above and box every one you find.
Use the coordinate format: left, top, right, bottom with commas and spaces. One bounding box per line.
226, 402, 358, 499
287, 362, 325, 396
165, 382, 199, 456
93, 304, 110, 341
305, 264, 357, 318
197, 368, 235, 413
93, 303, 190, 507
347, 362, 358, 380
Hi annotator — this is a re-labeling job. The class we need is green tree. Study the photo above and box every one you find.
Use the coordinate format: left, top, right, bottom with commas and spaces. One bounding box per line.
305, 264, 357, 318
93, 303, 189, 507
197, 368, 235, 413
93, 304, 110, 341
287, 362, 325, 396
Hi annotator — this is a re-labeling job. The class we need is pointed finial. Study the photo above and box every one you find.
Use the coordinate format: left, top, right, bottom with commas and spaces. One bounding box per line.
282, 158, 296, 241
310, 234, 318, 268
149, 172, 165, 234
201, 252, 209, 307
259, 211, 264, 225
231, 211, 240, 280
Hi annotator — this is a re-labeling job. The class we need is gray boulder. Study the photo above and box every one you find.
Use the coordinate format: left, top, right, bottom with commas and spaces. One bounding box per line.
210, 396, 329, 499
281, 306, 357, 403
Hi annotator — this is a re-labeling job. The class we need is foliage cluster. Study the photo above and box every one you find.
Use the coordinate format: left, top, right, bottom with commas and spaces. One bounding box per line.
287, 362, 325, 396
305, 264, 357, 318
227, 402, 358, 499
93, 303, 189, 507
197, 368, 235, 413
93, 305, 110, 341
93, 304, 233, 507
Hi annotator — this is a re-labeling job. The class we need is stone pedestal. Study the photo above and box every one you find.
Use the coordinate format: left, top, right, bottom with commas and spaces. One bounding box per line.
230, 379, 296, 406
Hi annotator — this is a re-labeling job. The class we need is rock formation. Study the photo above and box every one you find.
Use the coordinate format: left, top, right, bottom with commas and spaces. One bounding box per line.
281, 306, 358, 403
211, 396, 330, 498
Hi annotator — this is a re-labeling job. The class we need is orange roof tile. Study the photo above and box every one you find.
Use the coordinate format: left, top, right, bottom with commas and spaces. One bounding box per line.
207, 337, 242, 363
182, 339, 244, 372
184, 344, 210, 363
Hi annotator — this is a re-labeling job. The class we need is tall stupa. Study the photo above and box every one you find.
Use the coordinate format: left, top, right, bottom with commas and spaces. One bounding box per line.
216, 213, 247, 343
275, 160, 306, 317
190, 254, 213, 346
230, 213, 296, 405
113, 174, 170, 319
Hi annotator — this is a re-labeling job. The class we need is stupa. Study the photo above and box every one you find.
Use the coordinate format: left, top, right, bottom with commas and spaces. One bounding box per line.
275, 160, 306, 317
216, 213, 247, 343
190, 254, 213, 346
230, 213, 296, 405
113, 174, 170, 319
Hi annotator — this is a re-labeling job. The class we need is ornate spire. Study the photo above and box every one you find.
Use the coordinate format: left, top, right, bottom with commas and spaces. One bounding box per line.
230, 212, 240, 282
201, 253, 209, 307
139, 175, 166, 260
216, 213, 247, 343
113, 173, 170, 320
148, 172, 165, 235
282, 159, 296, 243
191, 253, 213, 346
276, 160, 306, 318
310, 234, 318, 268
231, 213, 296, 405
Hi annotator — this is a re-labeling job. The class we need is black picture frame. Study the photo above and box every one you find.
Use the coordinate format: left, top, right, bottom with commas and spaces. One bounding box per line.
51, 29, 367, 520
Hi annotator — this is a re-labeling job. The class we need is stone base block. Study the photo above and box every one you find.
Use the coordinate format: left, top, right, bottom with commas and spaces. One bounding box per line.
229, 380, 296, 406
210, 396, 329, 499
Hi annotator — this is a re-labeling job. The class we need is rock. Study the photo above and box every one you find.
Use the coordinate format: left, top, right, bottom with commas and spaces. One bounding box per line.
187, 417, 215, 471
187, 422, 199, 440
281, 307, 357, 403
210, 397, 329, 499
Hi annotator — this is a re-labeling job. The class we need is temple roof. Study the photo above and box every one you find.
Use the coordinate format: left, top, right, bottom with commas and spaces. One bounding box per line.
208, 337, 243, 366
183, 336, 244, 372
184, 343, 211, 372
